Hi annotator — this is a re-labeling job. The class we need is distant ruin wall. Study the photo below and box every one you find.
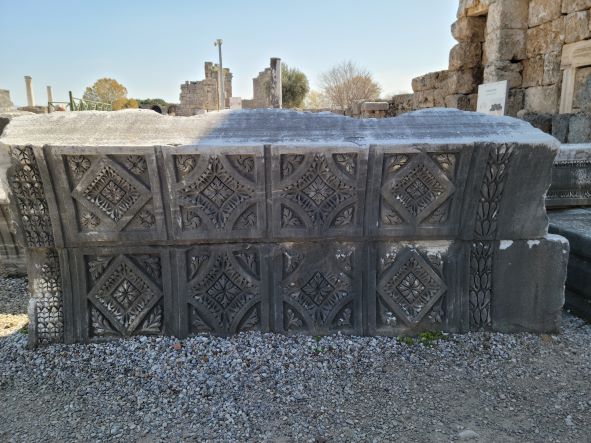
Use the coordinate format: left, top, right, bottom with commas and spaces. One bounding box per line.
390, 0, 591, 122
178, 62, 233, 116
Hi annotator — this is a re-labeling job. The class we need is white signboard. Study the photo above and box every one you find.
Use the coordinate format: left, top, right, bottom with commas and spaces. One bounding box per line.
476, 80, 509, 116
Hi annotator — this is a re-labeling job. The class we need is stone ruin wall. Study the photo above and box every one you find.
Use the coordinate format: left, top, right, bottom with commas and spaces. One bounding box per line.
177, 62, 233, 116
242, 68, 273, 109
0, 90, 15, 112
389, 0, 591, 143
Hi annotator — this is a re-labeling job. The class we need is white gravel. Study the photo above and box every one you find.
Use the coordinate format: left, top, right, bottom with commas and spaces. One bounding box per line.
0, 277, 590, 442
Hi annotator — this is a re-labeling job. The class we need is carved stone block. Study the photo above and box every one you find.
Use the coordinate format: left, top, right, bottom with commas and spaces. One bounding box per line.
367, 241, 462, 336
270, 147, 367, 239
71, 248, 172, 341
368, 145, 471, 238
272, 242, 363, 335
546, 144, 591, 208
0, 109, 569, 344
175, 244, 269, 336
163, 147, 266, 242
47, 148, 166, 245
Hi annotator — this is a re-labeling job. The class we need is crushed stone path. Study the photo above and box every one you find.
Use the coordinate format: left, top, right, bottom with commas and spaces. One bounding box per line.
0, 277, 590, 442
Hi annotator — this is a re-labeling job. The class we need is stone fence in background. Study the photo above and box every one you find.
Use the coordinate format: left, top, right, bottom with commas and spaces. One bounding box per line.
0, 109, 568, 346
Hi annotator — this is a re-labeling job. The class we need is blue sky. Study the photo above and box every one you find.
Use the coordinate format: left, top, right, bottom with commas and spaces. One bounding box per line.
0, 0, 457, 106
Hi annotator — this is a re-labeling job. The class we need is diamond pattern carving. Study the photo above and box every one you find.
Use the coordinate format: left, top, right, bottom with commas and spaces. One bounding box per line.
187, 247, 263, 333
280, 153, 357, 229
379, 153, 456, 227
72, 158, 151, 229
88, 255, 162, 335
277, 243, 360, 333
377, 249, 446, 326
176, 156, 257, 232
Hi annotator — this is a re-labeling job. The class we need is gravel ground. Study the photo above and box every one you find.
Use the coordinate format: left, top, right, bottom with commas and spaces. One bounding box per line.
0, 278, 590, 442
0, 276, 28, 336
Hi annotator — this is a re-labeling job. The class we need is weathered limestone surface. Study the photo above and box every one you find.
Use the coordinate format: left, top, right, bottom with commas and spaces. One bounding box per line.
0, 109, 567, 345
0, 113, 30, 277
549, 209, 591, 320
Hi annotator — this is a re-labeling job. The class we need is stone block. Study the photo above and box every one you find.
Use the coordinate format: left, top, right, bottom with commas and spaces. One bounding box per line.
0, 109, 565, 343
449, 42, 483, 71
562, 0, 591, 13
491, 235, 568, 333
451, 16, 486, 42
0, 90, 14, 112
361, 102, 389, 112
568, 113, 591, 143
412, 71, 448, 92
458, 0, 495, 18
526, 18, 565, 58
270, 146, 367, 239
69, 247, 174, 342
367, 145, 473, 239
528, 0, 563, 27
565, 10, 591, 43
441, 68, 483, 95
549, 208, 591, 321
517, 112, 553, 134
484, 29, 526, 62
506, 88, 525, 116
543, 51, 562, 85
0, 203, 26, 276
552, 114, 571, 143
483, 61, 523, 88
546, 144, 591, 207
367, 241, 459, 335
162, 146, 267, 242
413, 90, 435, 108
388, 94, 414, 116
573, 66, 591, 112
522, 56, 544, 87
433, 89, 446, 108
524, 84, 560, 113
486, 0, 529, 32
445, 94, 473, 111
271, 242, 363, 335
175, 244, 270, 336
47, 147, 168, 246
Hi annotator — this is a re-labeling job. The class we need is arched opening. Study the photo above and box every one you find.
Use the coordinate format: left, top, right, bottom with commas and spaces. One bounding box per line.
151, 105, 163, 114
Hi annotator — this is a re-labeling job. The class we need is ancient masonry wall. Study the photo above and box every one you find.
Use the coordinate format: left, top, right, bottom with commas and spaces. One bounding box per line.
177, 62, 233, 116
389, 0, 591, 119
242, 68, 272, 109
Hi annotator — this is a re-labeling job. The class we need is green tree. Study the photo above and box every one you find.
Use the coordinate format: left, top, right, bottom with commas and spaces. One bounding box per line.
83, 78, 128, 105
282, 64, 310, 108
138, 98, 168, 107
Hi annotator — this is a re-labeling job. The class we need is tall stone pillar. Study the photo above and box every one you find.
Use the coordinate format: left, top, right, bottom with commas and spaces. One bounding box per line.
24, 76, 35, 107
270, 58, 282, 109
46, 86, 54, 104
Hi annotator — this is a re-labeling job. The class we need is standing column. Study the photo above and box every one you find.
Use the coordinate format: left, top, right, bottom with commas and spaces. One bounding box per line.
214, 39, 225, 110
24, 76, 35, 107
270, 58, 282, 109
46, 86, 54, 104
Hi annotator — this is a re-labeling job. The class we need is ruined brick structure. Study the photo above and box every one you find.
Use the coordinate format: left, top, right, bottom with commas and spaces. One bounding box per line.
242, 67, 272, 109
177, 62, 232, 116
389, 0, 591, 141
